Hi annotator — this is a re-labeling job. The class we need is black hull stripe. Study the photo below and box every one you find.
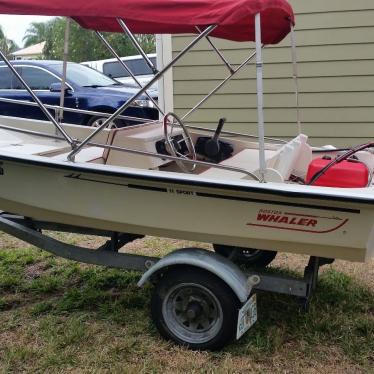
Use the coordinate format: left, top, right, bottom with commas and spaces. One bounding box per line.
65, 175, 167, 192
128, 184, 167, 193
1, 154, 373, 207
65, 174, 358, 213
196, 192, 360, 214
65, 174, 129, 187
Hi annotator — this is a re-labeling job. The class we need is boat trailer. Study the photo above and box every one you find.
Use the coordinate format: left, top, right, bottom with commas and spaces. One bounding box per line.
0, 212, 333, 349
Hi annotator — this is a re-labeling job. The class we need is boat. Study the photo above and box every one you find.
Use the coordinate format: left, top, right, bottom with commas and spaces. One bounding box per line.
0, 0, 373, 265
0, 0, 373, 351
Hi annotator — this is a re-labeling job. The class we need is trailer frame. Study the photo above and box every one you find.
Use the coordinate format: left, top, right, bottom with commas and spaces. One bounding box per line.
0, 213, 333, 310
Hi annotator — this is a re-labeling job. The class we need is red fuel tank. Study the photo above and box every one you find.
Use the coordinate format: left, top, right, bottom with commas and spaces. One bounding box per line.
306, 158, 369, 188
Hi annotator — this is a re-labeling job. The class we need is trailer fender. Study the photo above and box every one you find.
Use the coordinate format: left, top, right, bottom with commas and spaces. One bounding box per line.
138, 247, 260, 303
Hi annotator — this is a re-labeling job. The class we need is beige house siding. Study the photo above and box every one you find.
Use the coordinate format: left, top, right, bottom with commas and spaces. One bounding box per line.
171, 0, 374, 146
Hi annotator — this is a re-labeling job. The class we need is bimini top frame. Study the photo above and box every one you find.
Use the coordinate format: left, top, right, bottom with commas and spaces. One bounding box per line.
0, 0, 295, 180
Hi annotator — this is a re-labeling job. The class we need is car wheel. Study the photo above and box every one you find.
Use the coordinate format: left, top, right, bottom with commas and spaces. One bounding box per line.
213, 244, 277, 267
151, 267, 240, 351
86, 116, 121, 129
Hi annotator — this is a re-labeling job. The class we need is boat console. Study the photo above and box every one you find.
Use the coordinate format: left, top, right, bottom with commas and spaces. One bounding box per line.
105, 121, 184, 169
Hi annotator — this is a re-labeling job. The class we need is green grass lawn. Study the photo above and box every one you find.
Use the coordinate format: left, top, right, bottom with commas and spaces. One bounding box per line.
0, 232, 373, 373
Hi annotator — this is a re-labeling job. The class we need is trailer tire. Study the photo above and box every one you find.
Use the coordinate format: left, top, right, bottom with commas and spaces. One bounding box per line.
213, 244, 277, 267
151, 266, 240, 350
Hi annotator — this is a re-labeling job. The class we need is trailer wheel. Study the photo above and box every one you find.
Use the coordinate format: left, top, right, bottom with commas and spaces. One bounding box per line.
151, 267, 240, 350
213, 244, 277, 267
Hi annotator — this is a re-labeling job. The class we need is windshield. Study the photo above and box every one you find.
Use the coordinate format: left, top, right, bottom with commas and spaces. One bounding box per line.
52, 62, 119, 87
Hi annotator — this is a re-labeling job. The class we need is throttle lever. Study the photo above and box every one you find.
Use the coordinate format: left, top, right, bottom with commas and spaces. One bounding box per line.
205, 118, 226, 158
213, 117, 226, 141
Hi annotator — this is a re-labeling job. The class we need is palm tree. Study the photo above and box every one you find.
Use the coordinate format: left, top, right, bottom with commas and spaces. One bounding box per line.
22, 21, 51, 47
0, 25, 18, 57
0, 26, 5, 40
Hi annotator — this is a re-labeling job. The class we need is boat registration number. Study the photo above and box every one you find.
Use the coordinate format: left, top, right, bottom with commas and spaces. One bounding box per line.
236, 294, 257, 340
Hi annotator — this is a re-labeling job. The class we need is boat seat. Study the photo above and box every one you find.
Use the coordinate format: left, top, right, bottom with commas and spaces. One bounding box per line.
0, 128, 73, 156
199, 148, 276, 180
105, 122, 174, 169
0, 129, 23, 145
0, 143, 68, 155
50, 146, 105, 163
199, 134, 311, 182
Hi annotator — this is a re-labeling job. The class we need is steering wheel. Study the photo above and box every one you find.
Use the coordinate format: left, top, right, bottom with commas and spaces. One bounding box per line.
163, 112, 197, 172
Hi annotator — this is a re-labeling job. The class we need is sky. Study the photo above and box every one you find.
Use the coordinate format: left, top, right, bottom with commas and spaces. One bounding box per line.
0, 15, 53, 48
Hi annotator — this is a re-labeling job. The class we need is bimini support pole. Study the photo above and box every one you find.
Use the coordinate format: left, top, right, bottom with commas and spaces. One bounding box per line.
58, 17, 71, 123
290, 23, 302, 135
255, 13, 266, 182
182, 49, 260, 120
95, 31, 163, 114
67, 24, 217, 162
195, 26, 234, 74
117, 18, 158, 74
0, 50, 75, 146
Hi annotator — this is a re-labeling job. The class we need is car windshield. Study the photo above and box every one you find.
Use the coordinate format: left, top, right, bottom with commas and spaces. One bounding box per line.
52, 63, 120, 87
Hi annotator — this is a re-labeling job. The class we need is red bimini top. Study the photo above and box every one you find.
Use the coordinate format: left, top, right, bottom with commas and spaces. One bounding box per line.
0, 0, 294, 44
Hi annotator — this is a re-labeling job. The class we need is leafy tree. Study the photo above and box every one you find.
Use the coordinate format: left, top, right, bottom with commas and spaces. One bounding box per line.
22, 21, 51, 47
0, 25, 18, 57
43, 18, 155, 62
136, 34, 156, 54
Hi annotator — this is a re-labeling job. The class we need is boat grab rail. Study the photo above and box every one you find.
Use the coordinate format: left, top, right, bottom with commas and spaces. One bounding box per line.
0, 97, 157, 125
185, 125, 287, 144
0, 96, 284, 143
0, 123, 260, 181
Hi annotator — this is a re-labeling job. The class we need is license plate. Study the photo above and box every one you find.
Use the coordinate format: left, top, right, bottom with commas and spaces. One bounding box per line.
236, 294, 257, 340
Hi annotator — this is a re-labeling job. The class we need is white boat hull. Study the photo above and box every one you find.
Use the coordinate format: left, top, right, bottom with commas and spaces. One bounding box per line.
0, 153, 373, 262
